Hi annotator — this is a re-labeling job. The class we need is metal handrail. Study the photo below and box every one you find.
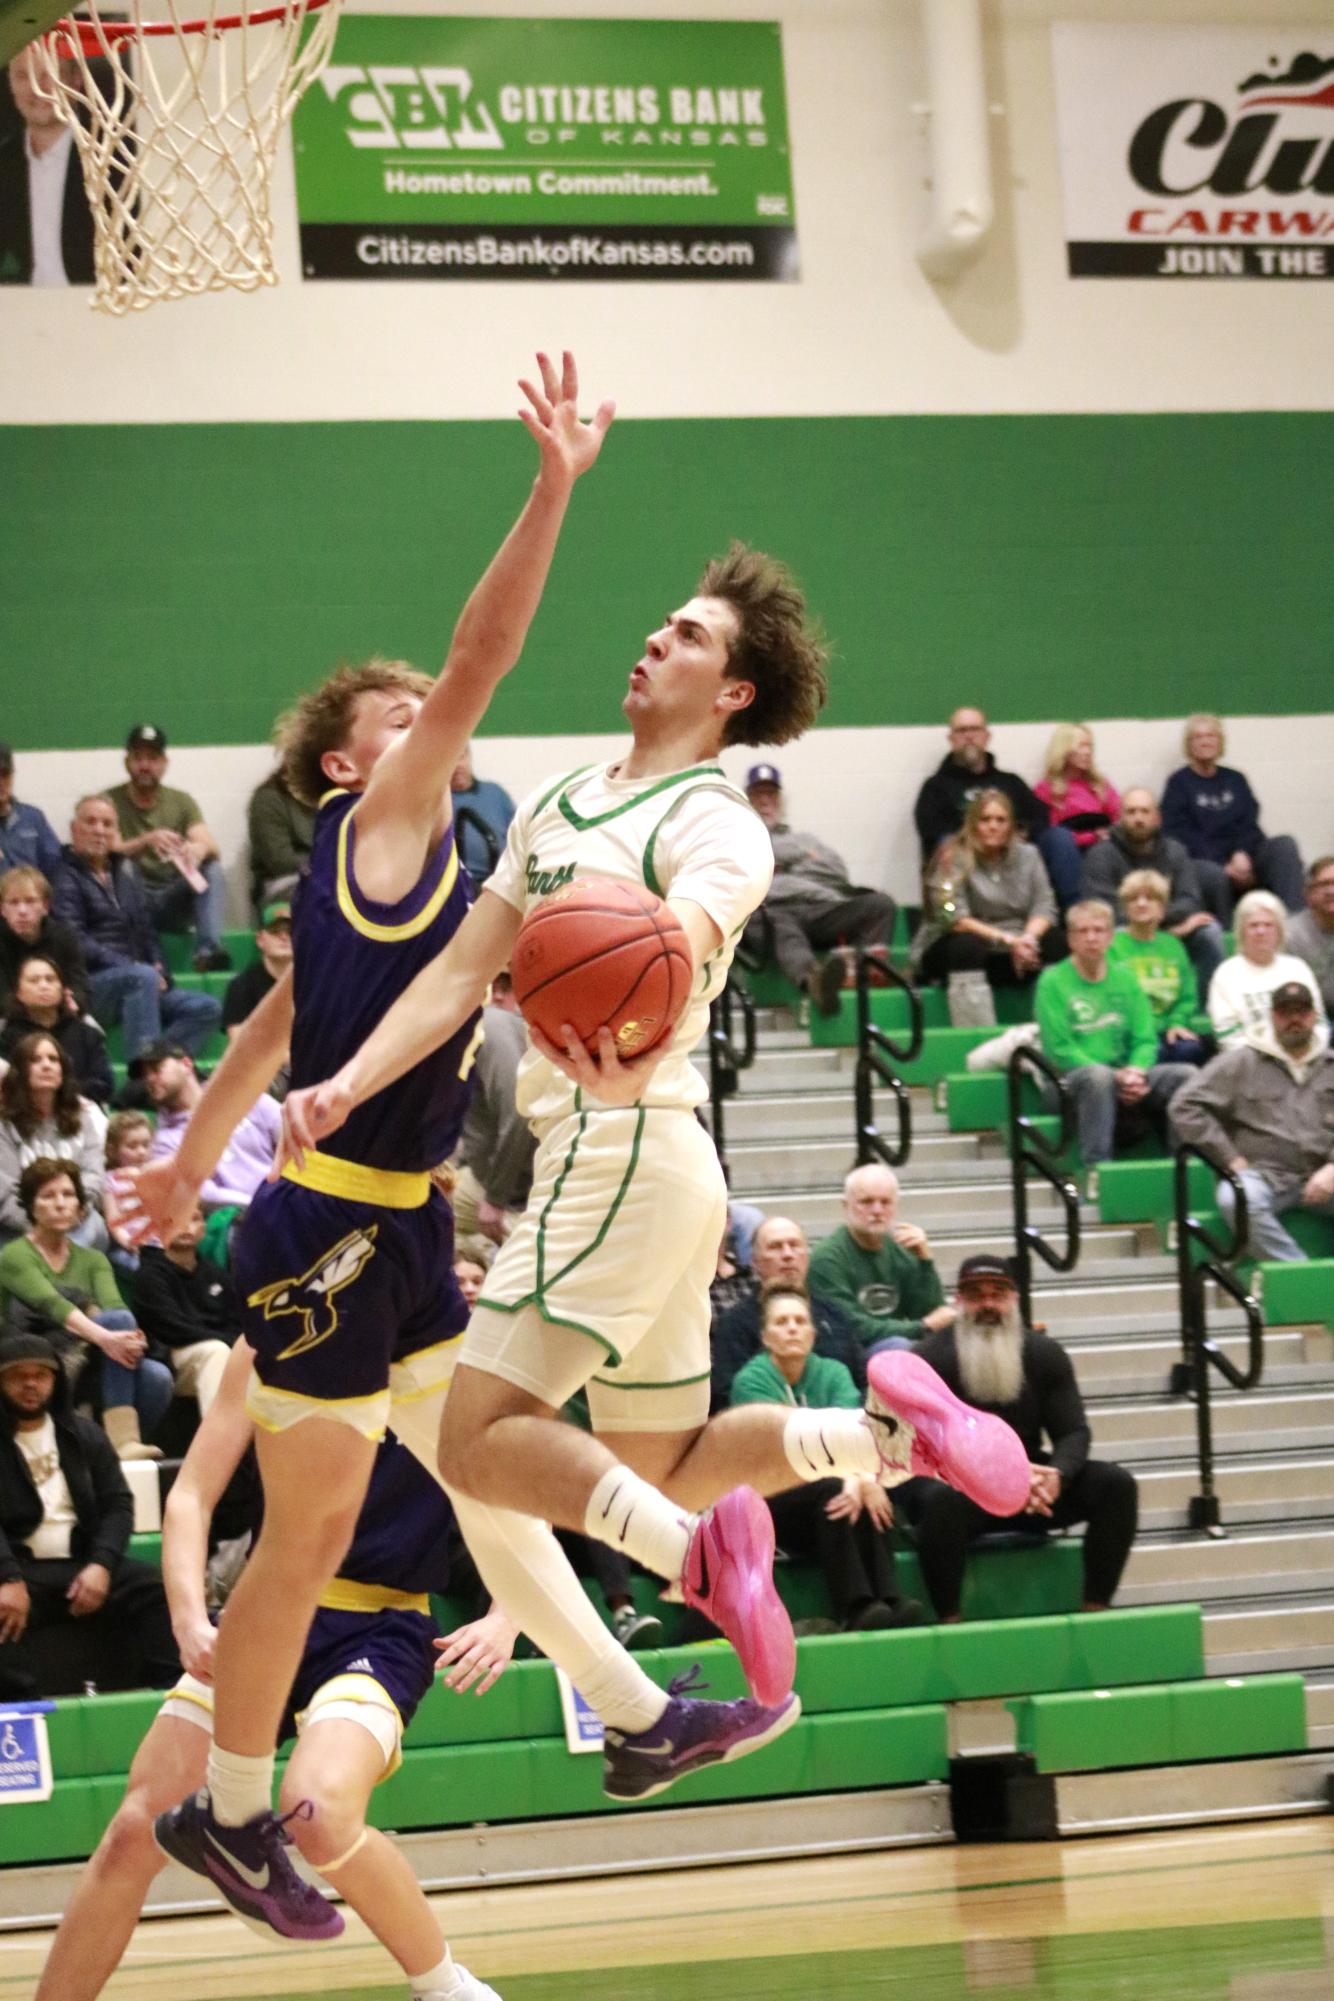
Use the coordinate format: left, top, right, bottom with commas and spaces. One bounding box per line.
1007, 1044, 1082, 1330
1172, 1144, 1264, 1533
706, 979, 757, 1180
853, 949, 921, 1169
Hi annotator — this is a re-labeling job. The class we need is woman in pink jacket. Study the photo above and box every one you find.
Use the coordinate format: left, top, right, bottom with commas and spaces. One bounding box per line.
1034, 723, 1121, 849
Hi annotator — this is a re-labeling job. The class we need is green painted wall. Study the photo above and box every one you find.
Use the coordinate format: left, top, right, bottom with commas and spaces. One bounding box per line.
5, 411, 1330, 749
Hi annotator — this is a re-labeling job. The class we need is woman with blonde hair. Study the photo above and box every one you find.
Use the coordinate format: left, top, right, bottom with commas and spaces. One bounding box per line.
1208, 890, 1329, 1043
1034, 724, 1120, 849
1160, 712, 1305, 916
912, 788, 1061, 1025
1107, 870, 1210, 1067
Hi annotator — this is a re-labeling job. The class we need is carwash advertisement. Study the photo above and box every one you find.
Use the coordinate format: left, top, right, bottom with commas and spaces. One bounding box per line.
1052, 23, 1334, 279
292, 15, 797, 281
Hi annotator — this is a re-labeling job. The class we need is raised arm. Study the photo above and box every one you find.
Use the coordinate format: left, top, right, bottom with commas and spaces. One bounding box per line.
278, 888, 522, 1167
114, 972, 294, 1243
352, 351, 613, 888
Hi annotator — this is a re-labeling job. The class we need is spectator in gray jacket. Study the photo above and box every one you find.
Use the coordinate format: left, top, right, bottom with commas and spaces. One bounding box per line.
452, 974, 534, 1245
911, 789, 1062, 1025
1081, 789, 1226, 999
745, 764, 896, 1016
1169, 980, 1334, 1263
1288, 857, 1334, 1016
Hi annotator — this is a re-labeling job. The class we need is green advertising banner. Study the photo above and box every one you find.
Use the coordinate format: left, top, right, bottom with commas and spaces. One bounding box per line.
292, 14, 797, 281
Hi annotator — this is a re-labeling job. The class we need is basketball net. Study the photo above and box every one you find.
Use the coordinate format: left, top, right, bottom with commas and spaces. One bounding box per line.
30, 0, 342, 314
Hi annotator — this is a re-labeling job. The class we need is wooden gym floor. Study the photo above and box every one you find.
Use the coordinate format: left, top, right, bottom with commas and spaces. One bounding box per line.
1, 1818, 1331, 1999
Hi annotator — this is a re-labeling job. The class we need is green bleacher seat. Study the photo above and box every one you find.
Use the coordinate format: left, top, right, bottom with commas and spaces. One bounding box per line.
945, 1070, 1044, 1133
1010, 1671, 1305, 1774
158, 929, 260, 974
1095, 1157, 1214, 1226
1255, 1258, 1334, 1332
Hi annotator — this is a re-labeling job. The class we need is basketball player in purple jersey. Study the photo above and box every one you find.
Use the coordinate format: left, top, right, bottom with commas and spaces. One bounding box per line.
113, 352, 628, 1932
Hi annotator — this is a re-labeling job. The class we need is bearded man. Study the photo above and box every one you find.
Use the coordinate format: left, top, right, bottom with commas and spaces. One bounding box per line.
896, 1256, 1138, 1622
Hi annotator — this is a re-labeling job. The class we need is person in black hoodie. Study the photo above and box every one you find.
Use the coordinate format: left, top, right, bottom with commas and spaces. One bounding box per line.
133, 1204, 240, 1415
0, 866, 90, 1015
0, 1330, 179, 1697
0, 955, 113, 1105
913, 707, 1080, 908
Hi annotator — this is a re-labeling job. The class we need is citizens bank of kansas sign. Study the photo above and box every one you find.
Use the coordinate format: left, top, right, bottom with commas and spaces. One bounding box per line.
1052, 23, 1334, 279
292, 15, 797, 281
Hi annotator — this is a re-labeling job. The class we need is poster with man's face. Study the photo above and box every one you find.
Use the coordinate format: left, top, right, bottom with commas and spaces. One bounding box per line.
0, 28, 125, 286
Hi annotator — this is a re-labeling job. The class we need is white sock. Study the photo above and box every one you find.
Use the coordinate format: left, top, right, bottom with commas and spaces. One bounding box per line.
584, 1466, 694, 1584
783, 1408, 879, 1483
447, 1486, 667, 1735
409, 1948, 454, 1997
207, 1745, 274, 1826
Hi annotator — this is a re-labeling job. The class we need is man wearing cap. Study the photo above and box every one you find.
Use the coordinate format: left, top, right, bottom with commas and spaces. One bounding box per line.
0, 1331, 179, 1698
221, 900, 294, 1043
0, 746, 61, 881
140, 1043, 280, 1209
53, 795, 222, 1066
744, 765, 897, 1017
107, 727, 231, 973
896, 1257, 1138, 1621
1170, 980, 1334, 1263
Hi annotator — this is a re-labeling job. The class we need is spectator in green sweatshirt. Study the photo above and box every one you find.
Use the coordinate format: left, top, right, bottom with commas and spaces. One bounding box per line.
1108, 869, 1212, 1067
807, 1163, 954, 1351
1036, 900, 1195, 1168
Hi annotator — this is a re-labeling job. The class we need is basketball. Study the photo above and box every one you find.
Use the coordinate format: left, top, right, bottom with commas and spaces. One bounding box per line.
511, 877, 694, 1062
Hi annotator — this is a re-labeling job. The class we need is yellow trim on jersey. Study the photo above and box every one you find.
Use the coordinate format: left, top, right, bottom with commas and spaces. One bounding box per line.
334, 806, 460, 942
318, 786, 350, 809
389, 1333, 463, 1403
302, 1672, 405, 1729
163, 1678, 214, 1715
317, 1578, 431, 1616
282, 1151, 431, 1209
245, 1376, 389, 1441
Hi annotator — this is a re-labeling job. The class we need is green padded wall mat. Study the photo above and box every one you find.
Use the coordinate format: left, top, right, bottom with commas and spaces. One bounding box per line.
1010, 1672, 1307, 1773
6, 413, 1330, 752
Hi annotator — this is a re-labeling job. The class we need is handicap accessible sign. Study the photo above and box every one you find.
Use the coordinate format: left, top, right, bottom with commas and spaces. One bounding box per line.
0, 1705, 54, 1804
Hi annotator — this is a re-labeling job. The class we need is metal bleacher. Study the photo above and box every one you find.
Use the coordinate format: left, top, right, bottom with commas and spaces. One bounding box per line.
718, 932, 1334, 1832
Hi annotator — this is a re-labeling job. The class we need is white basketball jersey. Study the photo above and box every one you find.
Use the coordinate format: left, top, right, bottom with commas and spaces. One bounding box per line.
487, 761, 774, 1122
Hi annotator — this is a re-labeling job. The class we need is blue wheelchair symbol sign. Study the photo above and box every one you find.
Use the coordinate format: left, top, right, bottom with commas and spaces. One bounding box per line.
0, 1706, 53, 1804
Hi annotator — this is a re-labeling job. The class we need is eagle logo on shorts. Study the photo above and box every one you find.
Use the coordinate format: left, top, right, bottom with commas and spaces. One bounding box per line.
247, 1226, 379, 1361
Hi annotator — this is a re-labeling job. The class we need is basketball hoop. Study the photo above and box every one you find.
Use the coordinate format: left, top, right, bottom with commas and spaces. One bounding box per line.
30, 0, 342, 313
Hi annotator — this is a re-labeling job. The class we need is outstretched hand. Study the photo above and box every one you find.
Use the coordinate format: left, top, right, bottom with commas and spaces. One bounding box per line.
435, 1606, 519, 1695
272, 1073, 357, 1177
519, 350, 614, 483
108, 1158, 202, 1248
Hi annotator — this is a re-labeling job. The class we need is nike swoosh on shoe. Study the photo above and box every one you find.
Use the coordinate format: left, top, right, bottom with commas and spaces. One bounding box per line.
203, 1828, 271, 1891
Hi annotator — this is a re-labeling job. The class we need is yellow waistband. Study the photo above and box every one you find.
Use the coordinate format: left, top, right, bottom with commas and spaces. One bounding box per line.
282, 1150, 431, 1209
317, 1576, 431, 1616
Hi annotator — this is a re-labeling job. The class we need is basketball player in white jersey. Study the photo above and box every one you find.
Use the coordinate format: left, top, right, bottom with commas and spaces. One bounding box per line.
278, 544, 1030, 1800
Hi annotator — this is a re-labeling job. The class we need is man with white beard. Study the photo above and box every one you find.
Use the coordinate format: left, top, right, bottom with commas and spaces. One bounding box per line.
896, 1256, 1138, 1623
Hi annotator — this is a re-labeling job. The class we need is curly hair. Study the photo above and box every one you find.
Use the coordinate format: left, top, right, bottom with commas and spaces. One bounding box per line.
696, 544, 828, 749
274, 659, 436, 809
0, 1033, 82, 1140
18, 1154, 86, 1221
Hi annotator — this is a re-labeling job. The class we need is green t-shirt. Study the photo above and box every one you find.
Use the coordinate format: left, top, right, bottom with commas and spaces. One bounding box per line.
729, 1349, 862, 1409
108, 782, 205, 887
1107, 929, 1197, 1033
806, 1227, 945, 1349
1035, 956, 1158, 1072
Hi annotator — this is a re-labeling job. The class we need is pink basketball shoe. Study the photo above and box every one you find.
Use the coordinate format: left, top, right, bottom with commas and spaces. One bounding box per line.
681, 1486, 796, 1707
866, 1349, 1032, 1516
